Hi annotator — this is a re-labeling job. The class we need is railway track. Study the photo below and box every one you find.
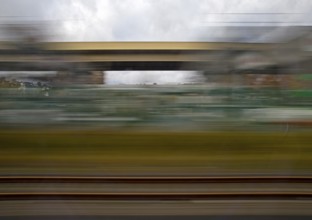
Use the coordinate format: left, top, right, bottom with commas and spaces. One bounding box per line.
0, 176, 311, 201
0, 176, 311, 216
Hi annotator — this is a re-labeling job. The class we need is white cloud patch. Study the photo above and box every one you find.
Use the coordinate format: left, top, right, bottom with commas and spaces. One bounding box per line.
2, 0, 311, 41
105, 71, 198, 85
44, 0, 312, 42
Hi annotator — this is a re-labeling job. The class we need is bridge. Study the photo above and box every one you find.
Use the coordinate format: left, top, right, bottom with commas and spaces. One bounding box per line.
0, 42, 277, 71
0, 41, 309, 72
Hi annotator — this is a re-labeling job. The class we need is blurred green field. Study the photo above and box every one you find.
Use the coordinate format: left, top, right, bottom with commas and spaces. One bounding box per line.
0, 129, 311, 175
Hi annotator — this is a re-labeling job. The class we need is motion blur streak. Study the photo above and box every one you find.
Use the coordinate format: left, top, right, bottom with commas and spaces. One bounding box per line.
0, 20, 311, 218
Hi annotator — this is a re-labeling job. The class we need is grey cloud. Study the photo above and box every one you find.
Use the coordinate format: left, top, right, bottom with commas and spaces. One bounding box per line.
1, 0, 311, 41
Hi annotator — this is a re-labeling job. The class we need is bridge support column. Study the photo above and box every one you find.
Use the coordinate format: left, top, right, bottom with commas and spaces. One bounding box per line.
90, 71, 105, 84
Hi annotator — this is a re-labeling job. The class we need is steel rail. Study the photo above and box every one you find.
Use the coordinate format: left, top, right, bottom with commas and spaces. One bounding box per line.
0, 176, 311, 184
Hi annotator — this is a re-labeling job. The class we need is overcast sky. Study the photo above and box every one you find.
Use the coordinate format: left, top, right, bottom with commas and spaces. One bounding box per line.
0, 0, 311, 84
